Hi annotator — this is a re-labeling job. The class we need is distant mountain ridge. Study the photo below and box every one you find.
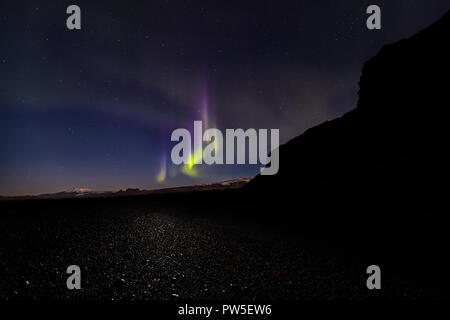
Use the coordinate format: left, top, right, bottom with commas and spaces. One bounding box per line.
0, 178, 251, 201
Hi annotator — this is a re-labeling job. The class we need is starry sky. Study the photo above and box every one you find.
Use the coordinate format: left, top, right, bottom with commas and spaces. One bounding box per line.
0, 0, 448, 196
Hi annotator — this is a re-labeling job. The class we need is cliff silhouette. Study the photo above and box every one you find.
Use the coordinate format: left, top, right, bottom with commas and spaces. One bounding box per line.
245, 11, 448, 205
239, 12, 450, 295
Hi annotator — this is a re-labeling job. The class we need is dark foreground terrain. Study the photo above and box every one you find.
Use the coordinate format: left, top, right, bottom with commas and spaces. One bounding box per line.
0, 195, 361, 300
0, 189, 448, 300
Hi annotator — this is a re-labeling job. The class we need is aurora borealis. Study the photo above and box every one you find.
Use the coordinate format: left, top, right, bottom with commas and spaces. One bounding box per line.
0, 0, 448, 195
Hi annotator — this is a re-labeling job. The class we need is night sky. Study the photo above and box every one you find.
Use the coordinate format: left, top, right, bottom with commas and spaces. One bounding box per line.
0, 0, 448, 196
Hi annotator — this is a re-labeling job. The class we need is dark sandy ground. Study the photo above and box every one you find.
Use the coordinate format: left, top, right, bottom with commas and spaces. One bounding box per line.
0, 193, 441, 301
